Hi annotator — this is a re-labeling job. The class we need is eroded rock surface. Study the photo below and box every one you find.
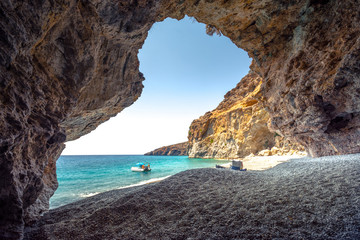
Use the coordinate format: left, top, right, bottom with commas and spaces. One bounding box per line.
263, 1, 360, 158
187, 72, 305, 159
145, 142, 188, 156
188, 72, 277, 159
1, 0, 360, 238
1, 0, 155, 238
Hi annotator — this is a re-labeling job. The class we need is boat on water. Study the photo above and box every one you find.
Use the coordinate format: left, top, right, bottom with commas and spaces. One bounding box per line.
131, 162, 151, 172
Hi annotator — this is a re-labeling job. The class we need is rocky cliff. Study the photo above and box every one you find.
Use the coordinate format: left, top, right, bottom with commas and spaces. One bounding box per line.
145, 142, 188, 156
188, 72, 304, 159
1, 0, 360, 239
188, 72, 272, 158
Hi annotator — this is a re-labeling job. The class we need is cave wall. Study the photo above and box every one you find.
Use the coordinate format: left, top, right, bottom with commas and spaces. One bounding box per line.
1, 0, 157, 238
262, 1, 360, 157
1, 0, 360, 239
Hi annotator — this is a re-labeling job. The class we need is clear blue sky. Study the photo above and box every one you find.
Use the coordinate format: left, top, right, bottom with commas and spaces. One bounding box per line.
62, 16, 251, 155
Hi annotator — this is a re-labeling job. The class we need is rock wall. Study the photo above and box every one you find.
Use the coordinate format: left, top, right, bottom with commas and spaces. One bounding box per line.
1, 0, 360, 239
187, 72, 304, 159
1, 1, 155, 238
262, 1, 360, 158
188, 72, 276, 159
144, 142, 188, 156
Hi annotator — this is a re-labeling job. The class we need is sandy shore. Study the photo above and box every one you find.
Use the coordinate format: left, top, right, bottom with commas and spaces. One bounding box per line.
219, 154, 306, 171
25, 154, 360, 240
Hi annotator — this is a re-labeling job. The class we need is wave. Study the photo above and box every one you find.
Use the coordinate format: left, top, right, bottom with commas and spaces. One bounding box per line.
79, 192, 101, 198
77, 176, 171, 199
117, 175, 171, 190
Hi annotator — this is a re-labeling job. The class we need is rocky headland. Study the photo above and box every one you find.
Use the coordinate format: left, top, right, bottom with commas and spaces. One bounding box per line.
144, 142, 188, 156
1, 0, 360, 238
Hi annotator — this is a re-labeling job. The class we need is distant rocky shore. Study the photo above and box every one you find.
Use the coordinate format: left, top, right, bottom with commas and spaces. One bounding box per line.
144, 142, 188, 156
25, 154, 360, 240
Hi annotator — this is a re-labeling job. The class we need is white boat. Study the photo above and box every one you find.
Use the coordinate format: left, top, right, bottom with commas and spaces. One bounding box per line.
131, 162, 151, 172
131, 167, 147, 172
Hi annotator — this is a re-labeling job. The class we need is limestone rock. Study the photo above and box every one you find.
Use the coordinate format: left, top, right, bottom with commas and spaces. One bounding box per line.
271, 136, 306, 156
258, 149, 272, 157
0, 1, 154, 238
187, 72, 295, 159
145, 142, 188, 156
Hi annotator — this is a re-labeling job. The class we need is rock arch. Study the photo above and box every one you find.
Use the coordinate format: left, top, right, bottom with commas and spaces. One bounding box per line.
1, 0, 359, 238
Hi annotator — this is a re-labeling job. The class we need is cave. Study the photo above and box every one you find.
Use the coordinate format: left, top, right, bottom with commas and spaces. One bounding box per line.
1, 0, 360, 239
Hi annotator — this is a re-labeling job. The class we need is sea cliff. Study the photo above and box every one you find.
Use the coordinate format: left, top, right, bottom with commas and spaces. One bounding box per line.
187, 72, 304, 159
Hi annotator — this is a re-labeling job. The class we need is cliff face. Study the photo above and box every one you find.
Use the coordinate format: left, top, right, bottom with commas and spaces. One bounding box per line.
145, 142, 188, 156
1, 0, 360, 238
188, 72, 303, 159
188, 73, 271, 158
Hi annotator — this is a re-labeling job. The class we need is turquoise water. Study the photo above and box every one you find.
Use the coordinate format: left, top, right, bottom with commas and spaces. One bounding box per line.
50, 155, 227, 209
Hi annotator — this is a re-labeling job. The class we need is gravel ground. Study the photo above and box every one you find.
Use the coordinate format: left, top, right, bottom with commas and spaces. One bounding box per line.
25, 154, 360, 240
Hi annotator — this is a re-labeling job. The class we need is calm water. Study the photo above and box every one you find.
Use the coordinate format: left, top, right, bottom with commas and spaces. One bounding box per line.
50, 155, 227, 209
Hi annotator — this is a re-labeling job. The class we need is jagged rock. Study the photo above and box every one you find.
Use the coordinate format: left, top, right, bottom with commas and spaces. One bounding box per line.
187, 72, 304, 159
271, 136, 306, 156
258, 149, 272, 156
145, 142, 188, 156
1, 0, 360, 238
188, 72, 278, 159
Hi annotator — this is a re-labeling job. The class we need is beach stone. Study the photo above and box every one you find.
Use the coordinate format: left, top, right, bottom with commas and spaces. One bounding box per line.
1, 0, 360, 238
270, 147, 279, 155
24, 154, 360, 240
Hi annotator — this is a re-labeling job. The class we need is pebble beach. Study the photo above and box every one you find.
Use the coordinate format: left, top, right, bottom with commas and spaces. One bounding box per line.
25, 154, 360, 240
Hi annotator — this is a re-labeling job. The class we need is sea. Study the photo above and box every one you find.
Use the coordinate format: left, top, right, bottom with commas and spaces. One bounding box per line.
50, 155, 227, 209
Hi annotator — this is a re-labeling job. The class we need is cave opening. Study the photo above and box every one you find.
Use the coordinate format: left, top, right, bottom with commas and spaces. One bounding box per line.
62, 16, 251, 156
51, 16, 251, 208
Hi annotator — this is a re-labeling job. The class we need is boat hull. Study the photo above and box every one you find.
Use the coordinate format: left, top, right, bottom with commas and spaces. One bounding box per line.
131, 167, 151, 172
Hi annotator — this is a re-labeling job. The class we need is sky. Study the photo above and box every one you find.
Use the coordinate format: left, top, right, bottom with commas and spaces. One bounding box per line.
62, 16, 251, 155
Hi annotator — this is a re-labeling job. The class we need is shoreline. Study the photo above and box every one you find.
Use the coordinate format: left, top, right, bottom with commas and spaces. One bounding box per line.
26, 153, 360, 239
53, 155, 304, 209
218, 154, 307, 171
51, 154, 305, 209
50, 156, 222, 209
